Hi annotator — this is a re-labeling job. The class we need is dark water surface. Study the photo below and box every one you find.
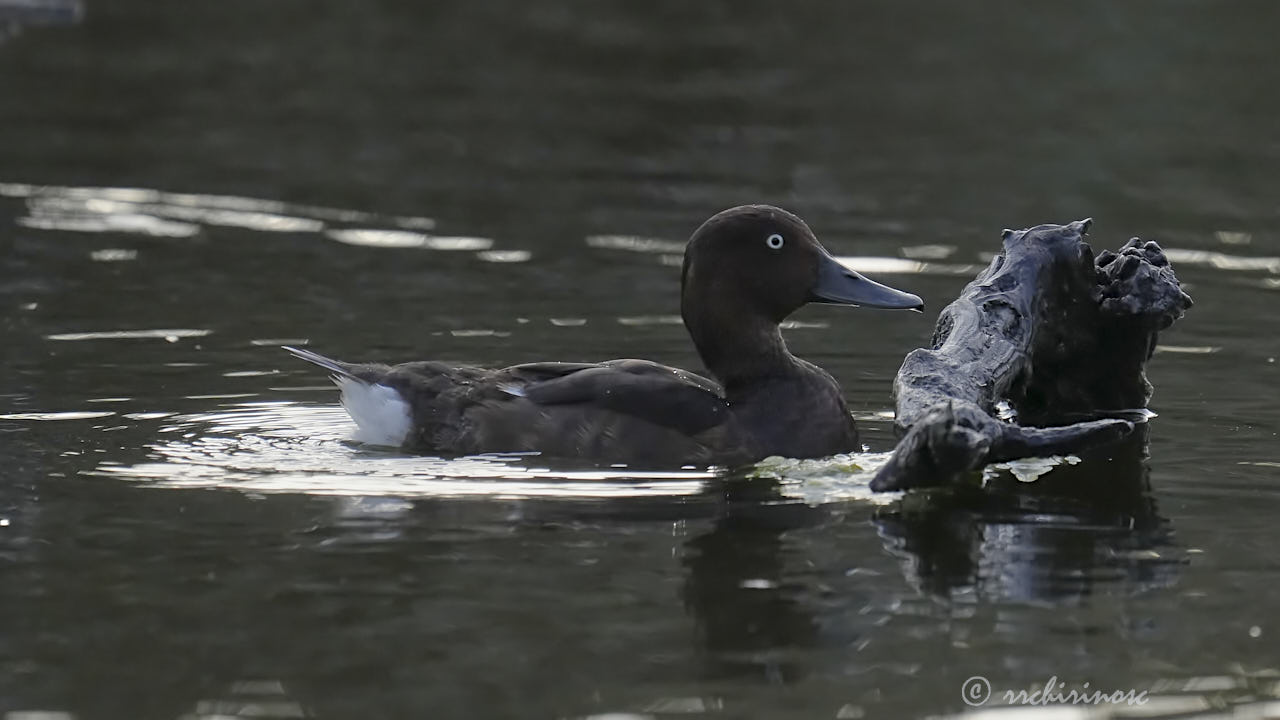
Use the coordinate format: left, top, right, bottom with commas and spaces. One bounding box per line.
3, 2, 1279, 719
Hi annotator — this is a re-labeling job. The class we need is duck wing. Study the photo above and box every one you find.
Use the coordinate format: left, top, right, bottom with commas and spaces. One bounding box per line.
498, 359, 729, 437
451, 358, 741, 464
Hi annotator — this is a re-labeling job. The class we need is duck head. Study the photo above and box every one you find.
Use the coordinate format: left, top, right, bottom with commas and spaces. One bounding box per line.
681, 204, 923, 324
680, 204, 923, 384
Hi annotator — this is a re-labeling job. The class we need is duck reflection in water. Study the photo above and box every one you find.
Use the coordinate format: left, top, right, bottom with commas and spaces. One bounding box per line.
681, 483, 826, 684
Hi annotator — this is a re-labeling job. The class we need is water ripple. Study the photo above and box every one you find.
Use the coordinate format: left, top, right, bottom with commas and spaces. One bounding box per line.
91, 401, 713, 499
85, 401, 918, 504
836, 256, 985, 276
45, 328, 211, 341
0, 411, 116, 421
1165, 248, 1280, 274
1, 183, 438, 238
585, 234, 685, 253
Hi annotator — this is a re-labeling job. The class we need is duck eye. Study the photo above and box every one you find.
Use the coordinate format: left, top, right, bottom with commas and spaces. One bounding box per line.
765, 233, 785, 250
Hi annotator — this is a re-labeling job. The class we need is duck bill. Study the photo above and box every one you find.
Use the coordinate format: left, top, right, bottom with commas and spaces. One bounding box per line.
809, 252, 924, 310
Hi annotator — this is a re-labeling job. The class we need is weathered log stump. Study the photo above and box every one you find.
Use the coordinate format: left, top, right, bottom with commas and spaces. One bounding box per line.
870, 220, 1192, 492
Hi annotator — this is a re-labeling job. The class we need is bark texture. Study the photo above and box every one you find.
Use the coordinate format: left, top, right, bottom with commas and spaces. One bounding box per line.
870, 219, 1192, 492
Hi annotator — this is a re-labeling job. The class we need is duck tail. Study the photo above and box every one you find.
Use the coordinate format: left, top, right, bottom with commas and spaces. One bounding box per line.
282, 345, 411, 446
281, 345, 363, 383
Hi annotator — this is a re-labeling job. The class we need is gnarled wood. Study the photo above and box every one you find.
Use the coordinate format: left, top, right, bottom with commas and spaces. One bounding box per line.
870, 220, 1192, 492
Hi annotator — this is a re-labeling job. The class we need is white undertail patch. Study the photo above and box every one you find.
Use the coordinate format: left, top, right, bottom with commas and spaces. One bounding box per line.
336, 378, 412, 447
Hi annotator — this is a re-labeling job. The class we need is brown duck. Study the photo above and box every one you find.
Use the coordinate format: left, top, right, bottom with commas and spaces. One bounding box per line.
285, 205, 923, 466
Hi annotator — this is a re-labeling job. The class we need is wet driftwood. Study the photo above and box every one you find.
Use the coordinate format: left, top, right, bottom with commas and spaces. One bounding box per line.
870, 219, 1192, 492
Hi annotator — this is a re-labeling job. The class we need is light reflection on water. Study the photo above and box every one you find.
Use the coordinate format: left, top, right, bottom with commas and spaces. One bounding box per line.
91, 401, 712, 498
2, 181, 998, 286
46, 328, 211, 341
1164, 248, 1280, 274
0, 182, 412, 227
86, 400, 910, 504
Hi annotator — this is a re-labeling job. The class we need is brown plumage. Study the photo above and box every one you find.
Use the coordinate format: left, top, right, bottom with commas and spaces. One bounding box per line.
285, 205, 923, 467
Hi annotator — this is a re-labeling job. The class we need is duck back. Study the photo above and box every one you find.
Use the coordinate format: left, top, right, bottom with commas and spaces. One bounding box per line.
334, 356, 753, 466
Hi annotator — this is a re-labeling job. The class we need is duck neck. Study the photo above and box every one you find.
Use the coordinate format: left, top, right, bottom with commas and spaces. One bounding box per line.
683, 304, 798, 397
